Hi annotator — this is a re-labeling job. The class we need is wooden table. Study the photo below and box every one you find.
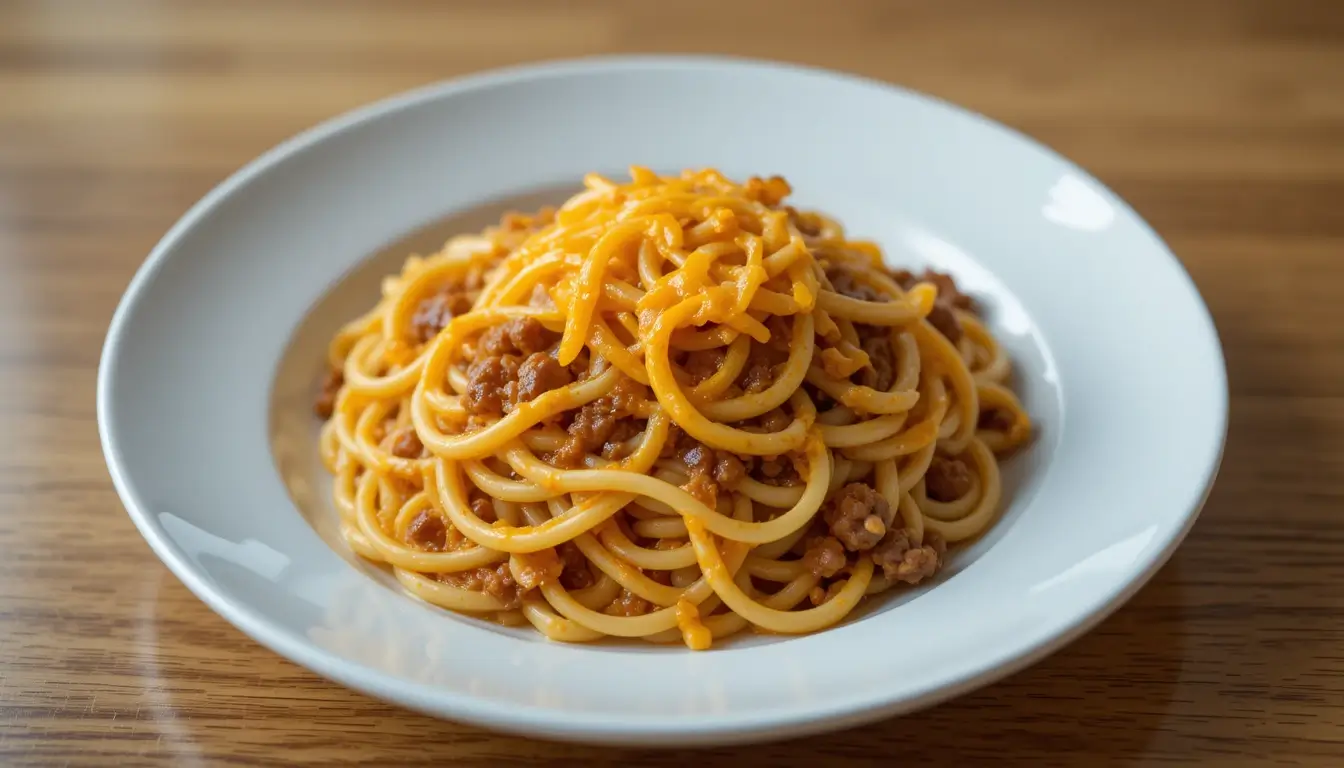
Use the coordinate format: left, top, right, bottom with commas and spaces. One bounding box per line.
4, 1, 1342, 765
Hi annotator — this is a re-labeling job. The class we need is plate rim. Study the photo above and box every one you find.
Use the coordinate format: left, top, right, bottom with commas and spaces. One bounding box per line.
97, 53, 1229, 746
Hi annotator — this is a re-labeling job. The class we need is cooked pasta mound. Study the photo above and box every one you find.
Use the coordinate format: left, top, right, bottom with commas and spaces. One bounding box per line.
317, 167, 1031, 649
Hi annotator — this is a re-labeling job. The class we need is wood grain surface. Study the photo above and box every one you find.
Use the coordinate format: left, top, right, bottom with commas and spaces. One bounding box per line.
3, 0, 1343, 765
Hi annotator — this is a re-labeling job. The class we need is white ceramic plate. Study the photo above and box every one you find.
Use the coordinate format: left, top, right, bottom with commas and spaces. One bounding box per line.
98, 56, 1226, 746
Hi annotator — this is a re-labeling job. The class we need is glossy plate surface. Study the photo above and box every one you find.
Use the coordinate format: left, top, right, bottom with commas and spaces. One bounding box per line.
98, 56, 1226, 746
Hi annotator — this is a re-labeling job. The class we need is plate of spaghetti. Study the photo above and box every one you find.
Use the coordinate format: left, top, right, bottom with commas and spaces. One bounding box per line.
98, 56, 1227, 745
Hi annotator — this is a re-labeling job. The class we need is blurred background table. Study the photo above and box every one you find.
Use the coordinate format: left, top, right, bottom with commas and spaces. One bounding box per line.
2, 1, 1342, 765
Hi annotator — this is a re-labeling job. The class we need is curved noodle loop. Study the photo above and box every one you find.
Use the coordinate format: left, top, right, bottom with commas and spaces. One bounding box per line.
316, 168, 1032, 649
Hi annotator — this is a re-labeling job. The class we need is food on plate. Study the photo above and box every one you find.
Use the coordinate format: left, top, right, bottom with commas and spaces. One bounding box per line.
316, 167, 1031, 649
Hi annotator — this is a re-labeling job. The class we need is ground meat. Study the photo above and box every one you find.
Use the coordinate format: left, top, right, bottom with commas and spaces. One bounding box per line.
763, 314, 791, 351
557, 375, 648, 465
558, 543, 594, 590
439, 564, 519, 609
389, 427, 424, 459
567, 401, 619, 454
477, 317, 554, 358
314, 368, 343, 419
679, 443, 714, 479
469, 495, 497, 523
824, 482, 897, 552
829, 265, 976, 345
886, 268, 914, 286
978, 409, 1015, 432
463, 354, 520, 416
755, 453, 803, 486
410, 287, 474, 343
565, 348, 592, 381
925, 302, 963, 344
406, 510, 447, 552
801, 536, 847, 578
756, 408, 791, 433
856, 325, 896, 391
713, 452, 746, 487
660, 424, 685, 460
604, 588, 653, 617
508, 548, 563, 591
737, 316, 792, 394
684, 473, 718, 508
886, 267, 975, 342
606, 374, 646, 414
676, 435, 747, 508
549, 437, 589, 469
600, 419, 644, 460
907, 268, 976, 342
683, 348, 725, 384
828, 267, 883, 301
739, 359, 774, 394
925, 455, 974, 502
757, 455, 788, 480
917, 269, 975, 311
516, 352, 572, 403
457, 343, 569, 416
871, 528, 944, 585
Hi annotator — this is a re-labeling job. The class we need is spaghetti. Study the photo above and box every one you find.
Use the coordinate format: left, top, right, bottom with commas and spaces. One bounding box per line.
316, 167, 1031, 649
